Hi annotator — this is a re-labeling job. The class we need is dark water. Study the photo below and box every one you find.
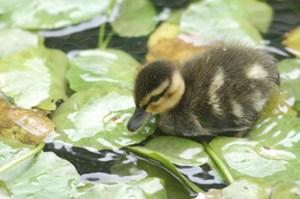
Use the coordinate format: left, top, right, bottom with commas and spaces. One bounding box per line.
44, 0, 300, 197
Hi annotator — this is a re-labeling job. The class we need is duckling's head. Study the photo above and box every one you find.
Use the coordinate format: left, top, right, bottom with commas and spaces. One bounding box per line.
127, 60, 185, 132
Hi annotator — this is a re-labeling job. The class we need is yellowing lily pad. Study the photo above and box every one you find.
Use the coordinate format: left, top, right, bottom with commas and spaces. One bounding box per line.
0, 0, 112, 29
0, 99, 55, 145
0, 28, 43, 58
67, 49, 140, 92
0, 47, 69, 110
110, 0, 158, 37
147, 23, 180, 48
51, 87, 158, 150
282, 27, 300, 57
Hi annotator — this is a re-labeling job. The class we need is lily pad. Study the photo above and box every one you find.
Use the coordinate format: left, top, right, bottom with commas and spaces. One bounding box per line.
129, 146, 202, 193
0, 0, 28, 14
147, 23, 180, 48
0, 137, 81, 199
51, 87, 158, 150
271, 183, 300, 199
136, 136, 208, 166
74, 177, 167, 199
196, 178, 271, 199
0, 180, 10, 199
209, 116, 300, 186
67, 49, 140, 92
0, 47, 69, 110
0, 0, 112, 29
282, 27, 300, 57
0, 99, 55, 145
276, 58, 300, 111
0, 28, 43, 58
110, 0, 158, 37
180, 0, 264, 45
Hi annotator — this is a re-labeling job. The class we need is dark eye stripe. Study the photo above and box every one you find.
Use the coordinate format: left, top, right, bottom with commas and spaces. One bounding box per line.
141, 87, 169, 110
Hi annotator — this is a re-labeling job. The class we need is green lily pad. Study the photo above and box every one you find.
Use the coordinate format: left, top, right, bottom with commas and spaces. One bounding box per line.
0, 0, 28, 14
0, 28, 44, 58
137, 136, 208, 166
0, 47, 69, 110
0, 180, 10, 199
209, 116, 300, 186
0, 137, 81, 199
180, 0, 264, 45
74, 177, 167, 199
276, 58, 300, 111
196, 178, 271, 199
110, 0, 158, 37
129, 146, 202, 193
0, 0, 112, 29
271, 184, 300, 199
51, 87, 158, 150
67, 49, 140, 92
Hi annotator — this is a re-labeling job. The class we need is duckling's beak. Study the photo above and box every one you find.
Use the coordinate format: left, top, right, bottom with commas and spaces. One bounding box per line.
127, 107, 151, 132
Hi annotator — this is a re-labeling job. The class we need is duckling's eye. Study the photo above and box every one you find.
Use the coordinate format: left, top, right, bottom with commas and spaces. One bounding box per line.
150, 94, 160, 102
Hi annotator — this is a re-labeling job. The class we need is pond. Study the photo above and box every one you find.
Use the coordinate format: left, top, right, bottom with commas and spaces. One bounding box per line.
0, 0, 300, 198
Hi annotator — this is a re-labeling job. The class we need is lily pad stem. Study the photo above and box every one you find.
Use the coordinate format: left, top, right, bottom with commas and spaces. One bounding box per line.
0, 142, 45, 174
101, 32, 114, 49
201, 140, 233, 184
98, 22, 106, 48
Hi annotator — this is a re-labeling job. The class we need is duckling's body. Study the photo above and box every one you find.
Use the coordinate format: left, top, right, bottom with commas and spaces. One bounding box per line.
128, 45, 279, 137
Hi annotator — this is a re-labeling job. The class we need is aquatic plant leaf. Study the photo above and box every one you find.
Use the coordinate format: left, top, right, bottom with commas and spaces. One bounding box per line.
282, 27, 300, 57
0, 137, 81, 199
258, 88, 297, 120
74, 177, 167, 199
51, 87, 158, 150
0, 28, 43, 58
209, 116, 300, 186
196, 178, 271, 199
67, 49, 140, 92
0, 0, 112, 29
0, 47, 69, 110
276, 58, 300, 111
0, 0, 29, 14
129, 146, 203, 193
137, 136, 208, 166
271, 183, 300, 199
180, 0, 264, 45
110, 0, 158, 37
0, 180, 10, 199
147, 23, 180, 48
0, 99, 55, 145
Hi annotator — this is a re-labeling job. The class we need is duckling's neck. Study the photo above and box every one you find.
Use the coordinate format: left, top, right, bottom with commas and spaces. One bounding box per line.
164, 70, 185, 111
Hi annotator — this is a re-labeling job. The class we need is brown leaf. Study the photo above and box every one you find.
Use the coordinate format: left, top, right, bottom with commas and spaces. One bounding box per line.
0, 99, 55, 145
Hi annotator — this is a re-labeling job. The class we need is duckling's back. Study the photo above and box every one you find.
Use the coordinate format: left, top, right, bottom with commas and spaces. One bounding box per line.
161, 45, 279, 136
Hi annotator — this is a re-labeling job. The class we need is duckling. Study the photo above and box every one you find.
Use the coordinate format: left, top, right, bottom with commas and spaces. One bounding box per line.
127, 44, 280, 137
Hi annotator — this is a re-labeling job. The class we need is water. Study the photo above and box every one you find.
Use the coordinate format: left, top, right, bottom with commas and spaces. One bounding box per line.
43, 0, 300, 197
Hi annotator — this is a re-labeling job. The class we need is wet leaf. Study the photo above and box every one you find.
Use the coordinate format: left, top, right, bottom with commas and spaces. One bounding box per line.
180, 0, 264, 45
110, 0, 158, 37
0, 47, 69, 110
258, 88, 297, 120
0, 28, 43, 58
0, 0, 28, 14
196, 178, 271, 199
51, 87, 158, 150
74, 177, 167, 199
129, 146, 203, 193
67, 49, 140, 92
0, 99, 55, 145
137, 136, 208, 166
276, 58, 300, 111
0, 137, 81, 199
282, 27, 300, 57
0, 180, 10, 199
0, 0, 112, 29
209, 116, 300, 186
271, 183, 300, 199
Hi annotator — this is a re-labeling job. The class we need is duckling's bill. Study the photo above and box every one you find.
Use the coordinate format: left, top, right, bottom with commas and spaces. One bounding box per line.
127, 107, 151, 132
